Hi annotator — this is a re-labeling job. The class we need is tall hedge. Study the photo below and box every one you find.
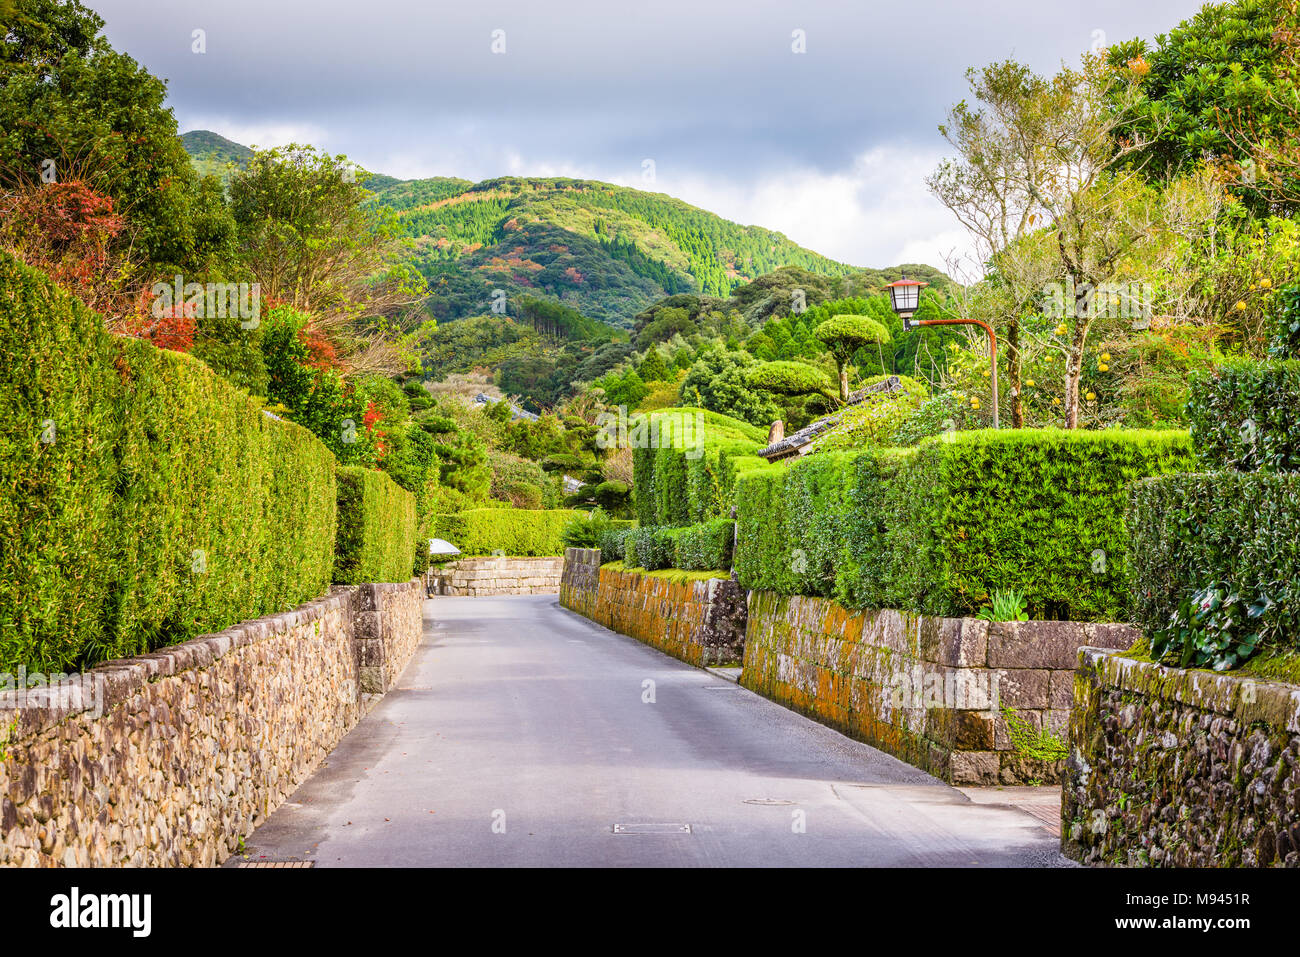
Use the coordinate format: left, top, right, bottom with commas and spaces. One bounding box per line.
629, 407, 766, 529
0, 252, 337, 672
673, 518, 735, 571
435, 508, 582, 556
334, 466, 419, 584
1128, 472, 1300, 655
1188, 360, 1300, 472
736, 429, 1196, 621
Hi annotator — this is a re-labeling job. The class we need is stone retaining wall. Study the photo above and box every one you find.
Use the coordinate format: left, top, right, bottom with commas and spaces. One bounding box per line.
0, 579, 424, 867
429, 556, 564, 596
1062, 649, 1300, 867
560, 549, 746, 666
742, 591, 1138, 785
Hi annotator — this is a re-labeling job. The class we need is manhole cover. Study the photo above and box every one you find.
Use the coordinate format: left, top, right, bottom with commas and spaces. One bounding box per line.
743, 798, 796, 806
612, 823, 691, 834
235, 861, 315, 868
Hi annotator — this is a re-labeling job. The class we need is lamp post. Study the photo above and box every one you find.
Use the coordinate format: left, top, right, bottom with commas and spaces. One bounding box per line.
886, 276, 1000, 430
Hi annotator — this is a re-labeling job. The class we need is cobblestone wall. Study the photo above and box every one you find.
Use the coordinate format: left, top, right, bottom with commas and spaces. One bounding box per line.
1063, 649, 1300, 867
742, 591, 1137, 785
560, 549, 746, 666
430, 557, 564, 596
0, 580, 423, 867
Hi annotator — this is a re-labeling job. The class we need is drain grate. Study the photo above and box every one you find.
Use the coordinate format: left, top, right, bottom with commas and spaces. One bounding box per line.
236, 861, 315, 868
612, 823, 691, 834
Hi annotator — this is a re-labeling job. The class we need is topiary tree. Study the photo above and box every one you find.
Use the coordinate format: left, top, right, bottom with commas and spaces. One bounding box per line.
744, 360, 836, 404
814, 315, 891, 401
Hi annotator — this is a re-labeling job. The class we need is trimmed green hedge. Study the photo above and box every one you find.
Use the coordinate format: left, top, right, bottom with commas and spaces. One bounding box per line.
674, 518, 735, 571
624, 525, 677, 571
1128, 472, 1300, 657
334, 466, 419, 584
597, 525, 633, 563
0, 251, 337, 672
1188, 360, 1300, 472
435, 508, 582, 556
631, 407, 764, 528
737, 428, 1196, 621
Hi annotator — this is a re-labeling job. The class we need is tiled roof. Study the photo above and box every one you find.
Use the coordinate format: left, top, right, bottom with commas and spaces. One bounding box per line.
756, 376, 903, 461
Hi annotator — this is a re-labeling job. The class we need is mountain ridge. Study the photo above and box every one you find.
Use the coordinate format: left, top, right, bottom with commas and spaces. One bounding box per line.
182, 131, 949, 328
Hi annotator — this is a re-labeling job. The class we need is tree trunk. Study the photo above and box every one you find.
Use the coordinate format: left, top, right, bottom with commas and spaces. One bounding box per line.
838, 364, 849, 403
1064, 321, 1090, 429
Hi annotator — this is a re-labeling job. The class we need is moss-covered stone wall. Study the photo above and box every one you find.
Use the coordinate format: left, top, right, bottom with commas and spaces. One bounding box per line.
1063, 649, 1300, 867
742, 591, 1137, 785
560, 549, 746, 666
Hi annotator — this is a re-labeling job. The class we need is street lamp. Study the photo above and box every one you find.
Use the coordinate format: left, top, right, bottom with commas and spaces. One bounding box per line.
886, 275, 1000, 429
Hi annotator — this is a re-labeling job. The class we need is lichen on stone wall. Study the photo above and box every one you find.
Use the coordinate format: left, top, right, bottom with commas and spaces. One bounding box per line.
560, 548, 746, 666
1062, 649, 1300, 867
739, 592, 1134, 786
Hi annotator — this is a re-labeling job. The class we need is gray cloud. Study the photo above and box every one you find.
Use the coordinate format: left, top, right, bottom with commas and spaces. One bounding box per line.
92, 0, 1207, 266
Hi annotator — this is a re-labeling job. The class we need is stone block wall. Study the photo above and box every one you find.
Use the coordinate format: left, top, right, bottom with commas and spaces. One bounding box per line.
0, 579, 424, 867
741, 590, 1138, 785
429, 556, 564, 596
560, 549, 746, 666
1063, 649, 1300, 867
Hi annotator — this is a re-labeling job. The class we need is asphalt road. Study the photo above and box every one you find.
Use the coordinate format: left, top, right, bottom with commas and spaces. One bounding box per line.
238, 595, 1069, 867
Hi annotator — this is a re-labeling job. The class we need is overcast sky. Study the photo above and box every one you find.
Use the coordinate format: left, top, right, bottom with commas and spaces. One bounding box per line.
92, 0, 1207, 271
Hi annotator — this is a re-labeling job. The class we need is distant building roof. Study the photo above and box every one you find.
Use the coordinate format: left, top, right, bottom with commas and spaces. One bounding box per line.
756, 376, 903, 462
473, 393, 538, 422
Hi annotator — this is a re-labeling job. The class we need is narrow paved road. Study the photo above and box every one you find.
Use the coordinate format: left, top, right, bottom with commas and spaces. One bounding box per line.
239, 596, 1068, 867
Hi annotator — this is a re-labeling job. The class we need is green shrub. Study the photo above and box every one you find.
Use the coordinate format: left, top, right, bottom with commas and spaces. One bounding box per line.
560, 508, 632, 549
633, 443, 657, 526
673, 518, 736, 571
1188, 360, 1300, 472
814, 375, 929, 452
890, 393, 964, 446
836, 447, 916, 609
597, 525, 633, 563
334, 466, 418, 584
0, 252, 337, 672
653, 444, 690, 527
629, 407, 765, 528
1268, 284, 1300, 359
737, 429, 1195, 621
1128, 471, 1300, 663
686, 450, 727, 523
435, 508, 582, 556
624, 525, 677, 571
884, 429, 1195, 620
734, 468, 787, 593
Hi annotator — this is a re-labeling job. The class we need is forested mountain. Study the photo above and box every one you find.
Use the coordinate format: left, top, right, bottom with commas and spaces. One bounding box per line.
180, 130, 253, 185
181, 133, 872, 327
381, 175, 862, 326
